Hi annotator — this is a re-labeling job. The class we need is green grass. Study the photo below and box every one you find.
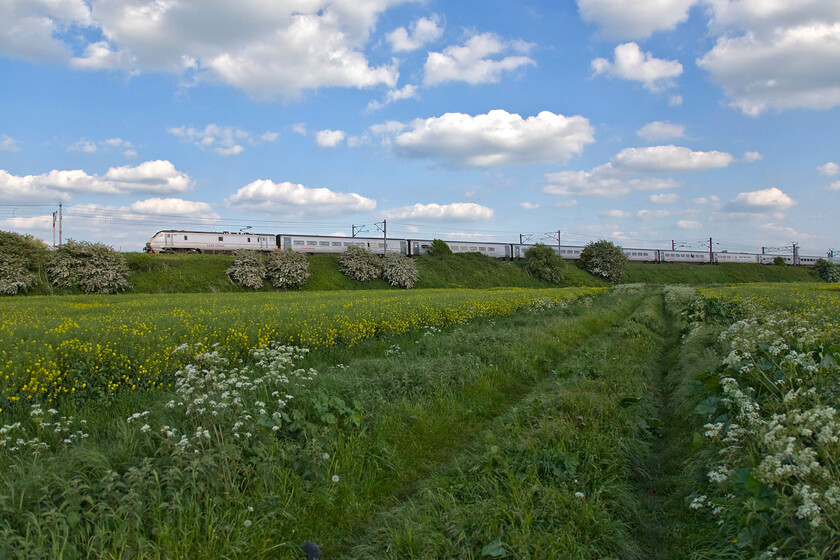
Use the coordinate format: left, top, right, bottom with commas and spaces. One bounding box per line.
624, 261, 820, 285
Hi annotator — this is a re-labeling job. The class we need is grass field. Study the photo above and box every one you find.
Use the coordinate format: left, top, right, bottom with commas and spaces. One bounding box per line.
1, 283, 838, 559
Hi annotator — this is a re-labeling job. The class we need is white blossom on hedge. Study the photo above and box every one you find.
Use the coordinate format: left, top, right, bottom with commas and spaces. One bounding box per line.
226, 249, 266, 290
266, 249, 310, 289
381, 252, 418, 289
338, 245, 382, 282
45, 240, 130, 294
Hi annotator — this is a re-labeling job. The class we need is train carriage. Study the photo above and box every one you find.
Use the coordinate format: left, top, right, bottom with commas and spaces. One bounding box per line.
146, 230, 276, 254
278, 234, 407, 255
410, 239, 511, 259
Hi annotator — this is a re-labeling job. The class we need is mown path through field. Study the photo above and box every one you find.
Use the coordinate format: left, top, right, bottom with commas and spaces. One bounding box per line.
333, 289, 689, 559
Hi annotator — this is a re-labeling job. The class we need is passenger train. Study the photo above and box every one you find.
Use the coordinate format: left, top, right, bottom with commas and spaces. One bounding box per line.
145, 230, 840, 266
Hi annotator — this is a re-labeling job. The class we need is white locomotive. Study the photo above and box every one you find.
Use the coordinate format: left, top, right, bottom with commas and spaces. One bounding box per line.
145, 230, 840, 266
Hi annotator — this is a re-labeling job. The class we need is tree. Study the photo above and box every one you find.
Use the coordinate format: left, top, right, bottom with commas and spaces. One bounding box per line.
773, 256, 787, 266
814, 259, 840, 283
426, 239, 453, 257
523, 243, 566, 283
578, 240, 628, 283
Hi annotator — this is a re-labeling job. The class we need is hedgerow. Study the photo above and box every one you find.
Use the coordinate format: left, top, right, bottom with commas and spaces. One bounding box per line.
0, 231, 47, 295
45, 240, 130, 294
266, 249, 310, 289
579, 240, 627, 284
381, 252, 418, 288
226, 249, 266, 289
339, 245, 382, 282
523, 243, 566, 283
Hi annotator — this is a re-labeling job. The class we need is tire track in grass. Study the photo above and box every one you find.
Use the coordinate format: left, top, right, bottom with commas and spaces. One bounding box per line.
337, 290, 664, 559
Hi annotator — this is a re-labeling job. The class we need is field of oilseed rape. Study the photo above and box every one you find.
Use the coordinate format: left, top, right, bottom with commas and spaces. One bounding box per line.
0, 287, 602, 411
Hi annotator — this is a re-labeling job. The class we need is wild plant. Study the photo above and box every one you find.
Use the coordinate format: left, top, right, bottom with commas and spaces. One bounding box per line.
338, 245, 381, 282
265, 248, 310, 289
523, 243, 566, 283
226, 249, 266, 289
45, 240, 130, 294
380, 252, 418, 288
578, 239, 628, 284
0, 230, 46, 295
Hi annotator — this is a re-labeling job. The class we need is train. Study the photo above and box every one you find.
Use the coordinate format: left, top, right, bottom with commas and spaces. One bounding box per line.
145, 230, 840, 266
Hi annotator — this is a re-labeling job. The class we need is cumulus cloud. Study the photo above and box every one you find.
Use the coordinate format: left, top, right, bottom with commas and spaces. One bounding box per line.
424, 32, 535, 86
315, 129, 346, 148
67, 137, 137, 156
2, 1, 405, 100
554, 200, 579, 209
637, 209, 671, 220
677, 219, 703, 229
387, 15, 443, 52
650, 193, 679, 203
519, 202, 540, 210
127, 197, 219, 219
592, 42, 683, 91
0, 160, 193, 202
727, 187, 796, 212
637, 121, 685, 141
602, 209, 630, 218
387, 109, 595, 167
544, 167, 680, 198
743, 151, 763, 162
226, 179, 376, 216
611, 145, 734, 172
68, 139, 98, 153
381, 202, 494, 221
818, 162, 839, 175
577, 0, 697, 40
1, 135, 21, 152
366, 84, 418, 111
826, 180, 840, 191
698, 20, 840, 115
168, 124, 276, 156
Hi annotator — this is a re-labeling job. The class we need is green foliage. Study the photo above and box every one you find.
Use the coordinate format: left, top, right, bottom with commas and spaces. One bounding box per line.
266, 249, 310, 289
45, 240, 130, 294
773, 255, 787, 266
0, 230, 47, 295
426, 238, 453, 256
380, 252, 419, 288
338, 244, 382, 282
814, 258, 840, 282
523, 243, 566, 283
226, 249, 266, 289
578, 240, 628, 283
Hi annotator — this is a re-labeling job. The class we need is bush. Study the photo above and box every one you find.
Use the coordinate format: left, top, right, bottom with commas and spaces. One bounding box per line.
523, 243, 566, 283
339, 245, 382, 282
578, 240, 628, 284
266, 249, 310, 289
0, 231, 47, 295
226, 250, 266, 289
381, 252, 418, 288
814, 259, 840, 283
773, 256, 787, 266
426, 239, 453, 257
45, 240, 130, 294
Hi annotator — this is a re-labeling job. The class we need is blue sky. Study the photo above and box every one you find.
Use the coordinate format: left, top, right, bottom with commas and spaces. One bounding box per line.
1, 0, 838, 256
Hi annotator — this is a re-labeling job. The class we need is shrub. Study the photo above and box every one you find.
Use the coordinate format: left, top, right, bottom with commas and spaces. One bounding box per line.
339, 245, 381, 282
226, 249, 266, 289
426, 239, 453, 257
578, 240, 628, 283
266, 249, 310, 289
773, 255, 787, 266
523, 243, 566, 284
45, 240, 130, 294
381, 252, 418, 288
0, 231, 47, 295
814, 258, 840, 282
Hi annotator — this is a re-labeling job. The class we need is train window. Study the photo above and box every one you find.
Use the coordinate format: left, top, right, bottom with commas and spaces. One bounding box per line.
218, 236, 224, 241
332, 242, 342, 246
184, 236, 188, 240
488, 247, 495, 252
247, 237, 251, 242
294, 240, 305, 245
479, 247, 486, 251
319, 241, 330, 246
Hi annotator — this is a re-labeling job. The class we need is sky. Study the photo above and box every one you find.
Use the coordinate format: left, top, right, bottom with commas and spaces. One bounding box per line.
1, 0, 839, 256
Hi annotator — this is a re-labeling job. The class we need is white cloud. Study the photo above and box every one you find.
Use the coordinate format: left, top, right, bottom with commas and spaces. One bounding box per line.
677, 219, 703, 229
698, 23, 840, 115
519, 202, 540, 210
554, 200, 579, 209
544, 167, 680, 198
387, 15, 443, 52
743, 151, 763, 162
3, 1, 405, 100
315, 129, 346, 148
693, 195, 722, 207
592, 42, 683, 91
423, 32, 535, 86
577, 0, 698, 40
128, 197, 218, 219
0, 160, 193, 202
668, 94, 683, 106
226, 179, 376, 215
727, 187, 796, 212
611, 145, 734, 172
1, 135, 21, 152
636, 209, 671, 219
818, 162, 839, 175
637, 121, 685, 141
381, 202, 494, 221
123, 149, 138, 158
388, 109, 595, 167
367, 84, 418, 111
650, 193, 679, 203
602, 209, 630, 218
168, 124, 274, 155
827, 180, 840, 191
68, 139, 98, 153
